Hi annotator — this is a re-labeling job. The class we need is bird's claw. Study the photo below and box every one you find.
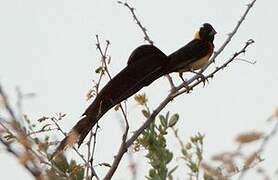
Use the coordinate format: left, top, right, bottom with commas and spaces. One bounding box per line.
189, 70, 209, 87
197, 73, 209, 87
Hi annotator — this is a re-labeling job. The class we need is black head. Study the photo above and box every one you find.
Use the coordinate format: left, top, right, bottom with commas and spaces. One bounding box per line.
198, 23, 217, 42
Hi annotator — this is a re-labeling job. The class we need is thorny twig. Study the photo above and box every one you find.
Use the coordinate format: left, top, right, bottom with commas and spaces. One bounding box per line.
95, 35, 133, 180
96, 36, 139, 179
117, 1, 153, 45
95, 35, 130, 131
84, 35, 130, 180
117, 1, 176, 91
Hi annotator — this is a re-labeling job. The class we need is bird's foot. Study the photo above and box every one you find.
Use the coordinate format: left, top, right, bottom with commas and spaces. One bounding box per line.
182, 81, 191, 93
190, 70, 209, 87
179, 73, 191, 93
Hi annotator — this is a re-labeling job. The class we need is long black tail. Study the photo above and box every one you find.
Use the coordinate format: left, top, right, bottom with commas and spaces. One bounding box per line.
52, 45, 169, 158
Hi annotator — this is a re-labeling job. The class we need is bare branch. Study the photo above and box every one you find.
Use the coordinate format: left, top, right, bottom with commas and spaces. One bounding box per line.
210, 0, 257, 62
117, 1, 176, 91
117, 1, 153, 45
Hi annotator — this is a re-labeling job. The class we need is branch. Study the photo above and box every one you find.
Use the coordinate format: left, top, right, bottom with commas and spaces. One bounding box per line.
117, 1, 153, 45
117, 1, 177, 92
211, 0, 257, 62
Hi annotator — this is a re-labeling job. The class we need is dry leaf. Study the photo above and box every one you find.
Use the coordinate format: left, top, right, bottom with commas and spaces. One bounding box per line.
235, 131, 263, 144
134, 93, 148, 106
86, 89, 95, 101
114, 104, 121, 111
201, 162, 226, 179
244, 153, 259, 167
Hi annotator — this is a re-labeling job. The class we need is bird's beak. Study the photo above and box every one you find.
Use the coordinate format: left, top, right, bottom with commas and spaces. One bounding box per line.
210, 29, 217, 36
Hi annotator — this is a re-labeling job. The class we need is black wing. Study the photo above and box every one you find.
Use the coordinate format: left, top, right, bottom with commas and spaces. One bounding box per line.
166, 39, 211, 73
83, 44, 168, 118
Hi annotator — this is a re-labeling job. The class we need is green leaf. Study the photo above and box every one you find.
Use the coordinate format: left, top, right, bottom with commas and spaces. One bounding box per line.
165, 111, 170, 121
149, 169, 156, 178
165, 151, 173, 164
167, 165, 178, 177
159, 115, 167, 128
95, 66, 103, 74
181, 148, 187, 156
150, 160, 160, 168
142, 109, 150, 118
186, 161, 199, 173
168, 114, 179, 127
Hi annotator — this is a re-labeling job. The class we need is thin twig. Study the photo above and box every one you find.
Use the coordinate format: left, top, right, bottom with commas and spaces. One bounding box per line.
117, 1, 153, 45
205, 0, 257, 65
117, 1, 176, 91
234, 58, 256, 64
95, 35, 132, 180
95, 36, 130, 130
26, 127, 58, 136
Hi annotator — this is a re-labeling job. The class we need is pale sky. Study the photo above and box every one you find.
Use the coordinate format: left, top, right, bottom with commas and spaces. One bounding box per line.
0, 0, 277, 179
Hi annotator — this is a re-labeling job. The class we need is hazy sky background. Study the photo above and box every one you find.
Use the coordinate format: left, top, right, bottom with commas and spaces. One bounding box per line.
0, 0, 277, 179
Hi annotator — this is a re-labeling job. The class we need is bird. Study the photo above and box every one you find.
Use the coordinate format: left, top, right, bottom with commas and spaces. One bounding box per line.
52, 23, 216, 158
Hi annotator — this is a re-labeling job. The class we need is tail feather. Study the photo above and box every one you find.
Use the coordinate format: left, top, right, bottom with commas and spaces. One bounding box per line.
51, 115, 97, 159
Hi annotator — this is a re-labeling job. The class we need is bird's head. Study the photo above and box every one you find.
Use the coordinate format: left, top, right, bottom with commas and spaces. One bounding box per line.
195, 23, 217, 42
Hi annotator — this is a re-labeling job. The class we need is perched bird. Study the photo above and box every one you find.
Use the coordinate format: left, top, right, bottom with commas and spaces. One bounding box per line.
166, 23, 216, 80
52, 23, 216, 157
